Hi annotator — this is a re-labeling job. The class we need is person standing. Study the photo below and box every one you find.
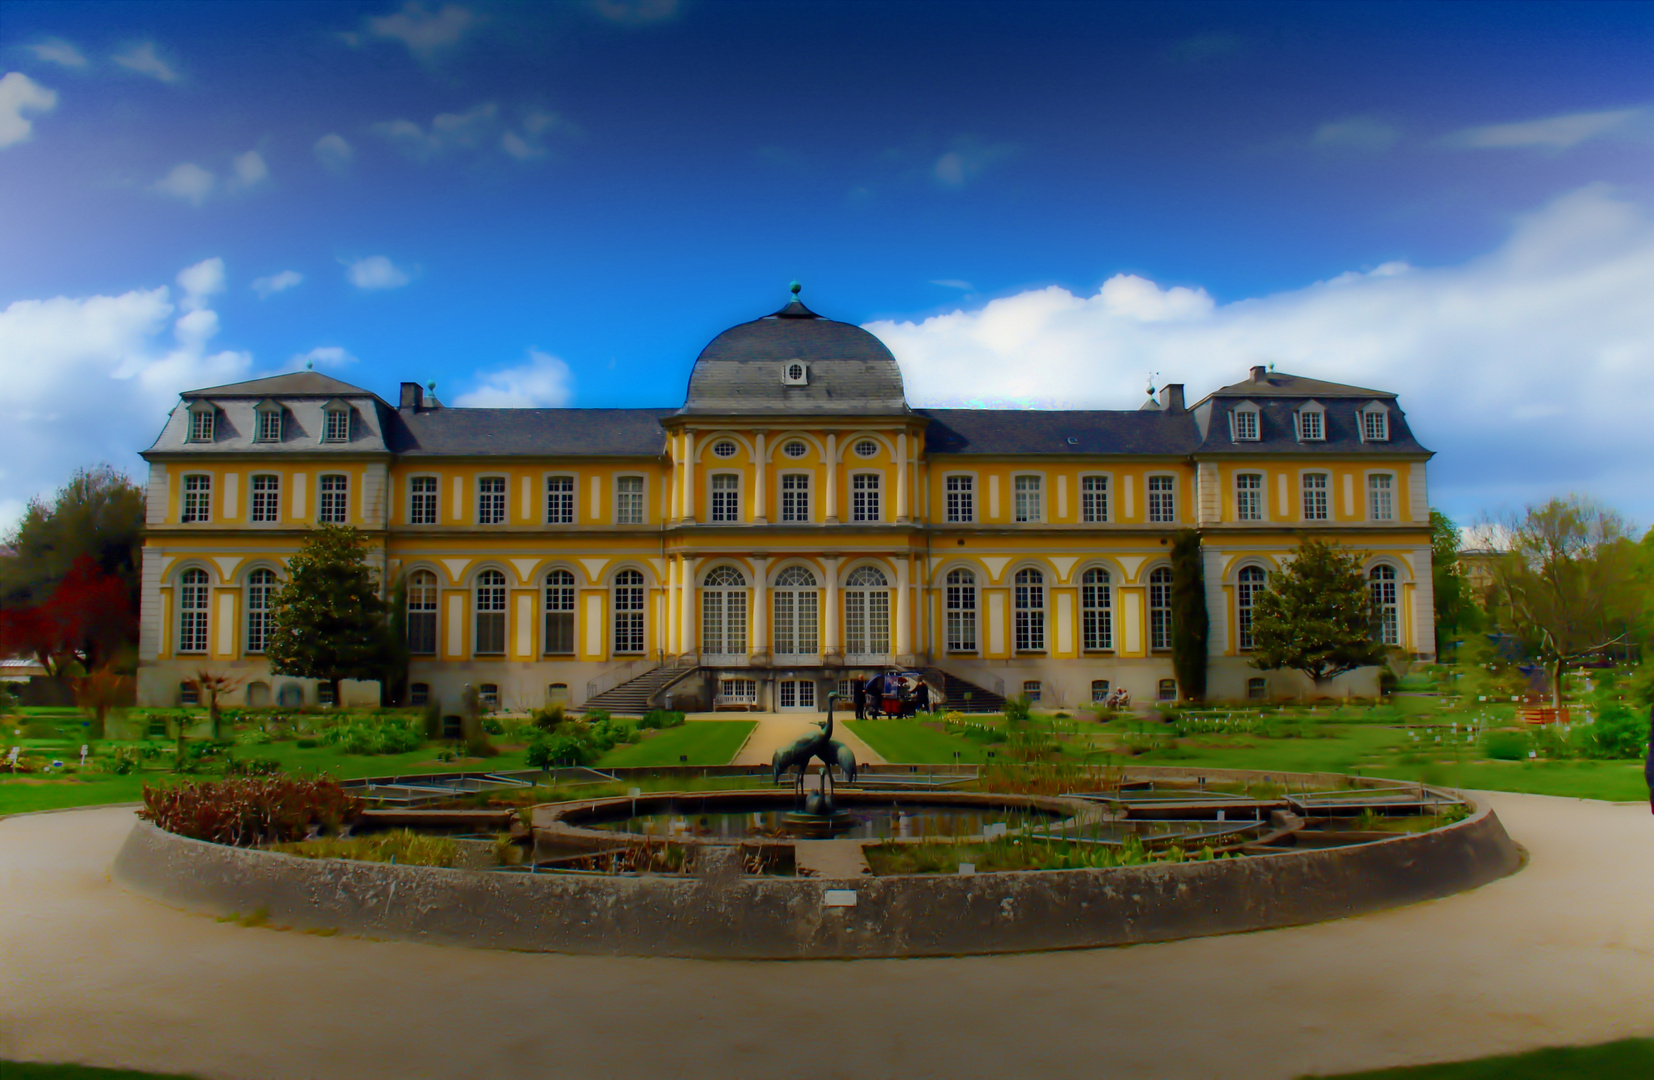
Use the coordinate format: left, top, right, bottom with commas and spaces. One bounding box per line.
852, 675, 867, 721
916, 678, 932, 715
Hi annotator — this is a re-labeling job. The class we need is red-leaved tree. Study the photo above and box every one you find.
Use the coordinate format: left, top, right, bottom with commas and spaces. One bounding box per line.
0, 555, 135, 678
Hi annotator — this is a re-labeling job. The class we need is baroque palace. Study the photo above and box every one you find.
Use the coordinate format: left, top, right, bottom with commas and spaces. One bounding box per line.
136, 287, 1435, 711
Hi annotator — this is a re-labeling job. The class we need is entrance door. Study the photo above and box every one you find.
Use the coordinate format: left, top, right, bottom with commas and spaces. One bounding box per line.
700, 565, 748, 663
843, 565, 890, 664
776, 678, 817, 712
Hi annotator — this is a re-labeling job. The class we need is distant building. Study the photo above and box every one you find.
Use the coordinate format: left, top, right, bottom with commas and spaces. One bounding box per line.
135, 289, 1436, 710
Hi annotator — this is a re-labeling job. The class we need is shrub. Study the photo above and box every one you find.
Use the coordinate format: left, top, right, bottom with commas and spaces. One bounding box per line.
296, 737, 320, 749
270, 828, 457, 867
527, 732, 592, 768
140, 776, 363, 846
225, 756, 283, 777
532, 702, 567, 730
1483, 730, 1529, 761
322, 714, 423, 755
1003, 696, 1032, 724
481, 717, 504, 735
1586, 703, 1649, 760
640, 709, 685, 730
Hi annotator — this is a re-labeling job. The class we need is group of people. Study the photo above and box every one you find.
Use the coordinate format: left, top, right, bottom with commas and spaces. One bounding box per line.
851, 671, 933, 720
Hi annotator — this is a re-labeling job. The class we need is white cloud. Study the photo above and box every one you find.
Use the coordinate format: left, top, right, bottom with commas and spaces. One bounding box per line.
286, 345, 358, 371
1313, 116, 1400, 152
151, 162, 215, 204
1449, 107, 1643, 150
314, 132, 353, 171
112, 41, 179, 83
0, 261, 253, 533
251, 270, 303, 298
931, 279, 974, 291
345, 255, 412, 290
0, 72, 58, 149
865, 185, 1654, 521
588, 0, 679, 25
29, 39, 87, 68
455, 348, 575, 407
230, 150, 268, 188
373, 102, 497, 160
367, 3, 478, 59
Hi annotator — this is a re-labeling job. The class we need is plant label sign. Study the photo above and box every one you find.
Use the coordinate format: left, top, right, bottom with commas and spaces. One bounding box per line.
823, 889, 857, 908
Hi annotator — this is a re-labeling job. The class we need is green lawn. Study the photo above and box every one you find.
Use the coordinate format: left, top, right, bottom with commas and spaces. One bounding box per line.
846, 720, 990, 764
595, 721, 755, 767
1304, 1037, 1654, 1079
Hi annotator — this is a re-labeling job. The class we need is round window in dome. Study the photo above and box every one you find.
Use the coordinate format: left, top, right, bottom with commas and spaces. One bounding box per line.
854, 439, 879, 459
787, 363, 804, 381
783, 440, 807, 458
712, 440, 738, 458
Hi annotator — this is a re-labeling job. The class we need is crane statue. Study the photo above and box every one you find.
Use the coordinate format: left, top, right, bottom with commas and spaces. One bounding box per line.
772, 691, 858, 816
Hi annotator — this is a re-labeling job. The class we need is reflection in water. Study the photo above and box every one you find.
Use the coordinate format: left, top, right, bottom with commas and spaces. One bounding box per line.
585, 800, 1059, 841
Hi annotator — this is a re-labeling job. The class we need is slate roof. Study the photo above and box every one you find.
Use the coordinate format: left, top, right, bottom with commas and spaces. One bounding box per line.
181, 372, 380, 400
1190, 371, 1430, 456
1203, 371, 1393, 400
679, 297, 908, 416
390, 408, 672, 457
919, 409, 1202, 456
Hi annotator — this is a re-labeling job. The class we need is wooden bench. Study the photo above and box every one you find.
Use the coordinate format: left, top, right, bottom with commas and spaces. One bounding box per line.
1519, 707, 1572, 725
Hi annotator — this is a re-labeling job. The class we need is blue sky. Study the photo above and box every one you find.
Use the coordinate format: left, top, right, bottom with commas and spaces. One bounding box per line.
5, 0, 1654, 531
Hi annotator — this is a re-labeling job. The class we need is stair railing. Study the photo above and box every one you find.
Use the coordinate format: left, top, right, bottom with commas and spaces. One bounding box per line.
584, 655, 660, 704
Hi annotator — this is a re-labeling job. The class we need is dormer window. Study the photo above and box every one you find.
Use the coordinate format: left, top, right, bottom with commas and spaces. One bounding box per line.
322, 400, 352, 443
782, 361, 808, 386
1296, 402, 1325, 442
186, 401, 216, 443
1359, 401, 1390, 442
254, 400, 284, 443
1231, 401, 1260, 442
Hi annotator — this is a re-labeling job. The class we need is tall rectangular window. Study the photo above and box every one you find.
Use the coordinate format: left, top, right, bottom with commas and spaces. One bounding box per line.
474, 571, 506, 655
407, 572, 437, 655
545, 475, 574, 524
181, 474, 211, 523
945, 570, 977, 652
1363, 410, 1389, 441
616, 476, 644, 524
256, 409, 283, 442
1368, 474, 1394, 520
245, 569, 276, 654
1302, 473, 1329, 521
477, 477, 506, 525
323, 408, 351, 442
710, 473, 741, 522
852, 473, 880, 522
177, 569, 210, 653
409, 476, 437, 524
945, 475, 974, 523
1014, 475, 1043, 522
1148, 475, 1176, 523
319, 474, 348, 524
1235, 473, 1263, 521
1149, 568, 1173, 650
1081, 568, 1113, 650
250, 474, 280, 523
1081, 475, 1108, 523
780, 473, 810, 522
543, 571, 575, 654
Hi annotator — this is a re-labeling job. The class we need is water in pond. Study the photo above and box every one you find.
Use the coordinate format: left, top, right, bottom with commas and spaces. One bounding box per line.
583, 799, 1060, 841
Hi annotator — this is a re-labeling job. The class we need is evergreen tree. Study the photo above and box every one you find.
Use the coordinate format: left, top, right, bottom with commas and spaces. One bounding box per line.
264, 525, 388, 708
1169, 529, 1208, 701
1249, 538, 1386, 690
1430, 509, 1479, 656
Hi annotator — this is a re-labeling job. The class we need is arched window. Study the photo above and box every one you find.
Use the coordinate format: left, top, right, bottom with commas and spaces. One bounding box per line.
945, 568, 977, 653
178, 568, 210, 654
1014, 568, 1046, 652
543, 569, 575, 655
1370, 564, 1398, 646
1081, 567, 1112, 651
1237, 565, 1268, 651
613, 569, 645, 654
1149, 566, 1173, 650
772, 566, 818, 657
843, 565, 890, 660
407, 570, 438, 655
245, 569, 276, 654
701, 565, 748, 658
474, 570, 506, 655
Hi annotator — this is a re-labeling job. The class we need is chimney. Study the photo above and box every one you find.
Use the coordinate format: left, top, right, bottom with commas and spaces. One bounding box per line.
1250, 365, 1267, 383
399, 382, 423, 410
1161, 383, 1184, 412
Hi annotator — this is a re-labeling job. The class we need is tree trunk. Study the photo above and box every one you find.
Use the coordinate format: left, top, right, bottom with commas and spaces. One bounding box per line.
1552, 655, 1565, 714
208, 693, 220, 740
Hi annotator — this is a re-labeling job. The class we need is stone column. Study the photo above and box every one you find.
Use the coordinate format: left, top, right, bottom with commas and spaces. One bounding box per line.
670, 431, 682, 522
896, 432, 909, 522
679, 555, 698, 661
666, 556, 680, 655
751, 555, 770, 664
823, 555, 841, 663
753, 433, 767, 524
824, 434, 839, 523
682, 430, 696, 524
896, 555, 912, 661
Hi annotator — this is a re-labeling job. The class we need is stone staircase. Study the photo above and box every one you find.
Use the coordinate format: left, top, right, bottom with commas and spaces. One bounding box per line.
581, 665, 690, 715
936, 670, 1007, 713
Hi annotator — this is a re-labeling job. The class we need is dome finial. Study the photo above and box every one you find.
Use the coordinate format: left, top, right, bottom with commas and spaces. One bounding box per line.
790, 280, 801, 298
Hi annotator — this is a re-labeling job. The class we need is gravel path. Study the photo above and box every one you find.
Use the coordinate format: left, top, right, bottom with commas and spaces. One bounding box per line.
720, 711, 886, 766
2, 793, 1651, 1080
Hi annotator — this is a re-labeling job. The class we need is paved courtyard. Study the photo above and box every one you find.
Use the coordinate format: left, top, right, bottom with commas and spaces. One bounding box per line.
2, 793, 1652, 1080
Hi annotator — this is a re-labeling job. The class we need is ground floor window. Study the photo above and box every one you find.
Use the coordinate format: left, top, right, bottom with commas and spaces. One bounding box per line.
441, 714, 462, 740
1091, 679, 1110, 702
548, 683, 569, 704
479, 684, 500, 710
179, 681, 199, 706
1157, 679, 1176, 702
409, 682, 430, 706
719, 678, 757, 705
1022, 680, 1042, 702
318, 683, 336, 706
1247, 677, 1268, 700
777, 678, 816, 710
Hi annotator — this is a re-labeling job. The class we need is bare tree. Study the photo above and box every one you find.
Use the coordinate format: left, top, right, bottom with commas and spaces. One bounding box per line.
1484, 497, 1645, 711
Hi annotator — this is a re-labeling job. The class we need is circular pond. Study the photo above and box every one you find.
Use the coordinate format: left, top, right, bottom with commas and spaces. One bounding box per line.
580, 797, 1059, 841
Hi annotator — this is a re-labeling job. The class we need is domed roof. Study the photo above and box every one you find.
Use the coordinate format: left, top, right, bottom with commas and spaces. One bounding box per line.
678, 286, 908, 416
